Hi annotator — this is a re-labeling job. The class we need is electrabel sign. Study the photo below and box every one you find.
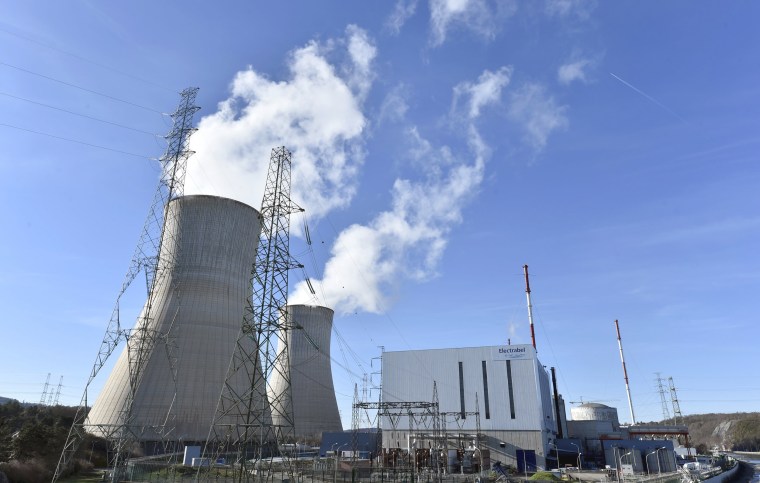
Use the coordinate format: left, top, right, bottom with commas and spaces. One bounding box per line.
492, 345, 534, 361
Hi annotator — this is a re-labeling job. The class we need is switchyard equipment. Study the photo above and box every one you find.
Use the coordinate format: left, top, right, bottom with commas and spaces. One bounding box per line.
352, 384, 487, 475
53, 87, 200, 483
352, 398, 441, 469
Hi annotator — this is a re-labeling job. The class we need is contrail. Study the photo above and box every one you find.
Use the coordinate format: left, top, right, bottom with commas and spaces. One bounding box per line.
610, 72, 687, 123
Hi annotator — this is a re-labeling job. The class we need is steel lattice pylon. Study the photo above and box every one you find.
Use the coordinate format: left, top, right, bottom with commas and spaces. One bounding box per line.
52, 87, 199, 483
669, 376, 682, 425
656, 373, 671, 422
204, 146, 303, 483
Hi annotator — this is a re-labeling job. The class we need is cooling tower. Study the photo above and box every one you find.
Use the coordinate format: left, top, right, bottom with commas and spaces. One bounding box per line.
85, 195, 266, 443
268, 305, 343, 441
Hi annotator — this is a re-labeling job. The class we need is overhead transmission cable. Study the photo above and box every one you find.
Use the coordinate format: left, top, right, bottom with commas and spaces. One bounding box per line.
0, 91, 162, 137
0, 122, 151, 159
0, 25, 177, 93
529, 282, 577, 401
296, 215, 368, 385
0, 61, 167, 115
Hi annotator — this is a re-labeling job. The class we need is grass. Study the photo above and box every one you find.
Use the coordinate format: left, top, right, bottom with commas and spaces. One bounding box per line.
58, 468, 106, 483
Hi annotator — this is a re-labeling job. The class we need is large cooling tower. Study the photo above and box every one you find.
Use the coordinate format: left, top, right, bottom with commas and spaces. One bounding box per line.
86, 195, 266, 442
268, 305, 343, 441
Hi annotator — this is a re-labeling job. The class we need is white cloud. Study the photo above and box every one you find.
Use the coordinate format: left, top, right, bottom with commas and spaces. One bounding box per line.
291, 67, 510, 314
452, 66, 513, 119
508, 83, 568, 151
386, 0, 419, 34
558, 58, 593, 85
406, 126, 433, 160
185, 26, 376, 220
345, 25, 377, 99
429, 0, 516, 46
378, 85, 410, 124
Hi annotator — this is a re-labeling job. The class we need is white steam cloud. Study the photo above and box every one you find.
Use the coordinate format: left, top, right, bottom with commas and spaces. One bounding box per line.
291, 67, 512, 314
185, 26, 376, 219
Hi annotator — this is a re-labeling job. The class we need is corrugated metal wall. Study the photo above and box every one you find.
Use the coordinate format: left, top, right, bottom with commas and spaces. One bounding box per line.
381, 345, 557, 468
382, 345, 551, 431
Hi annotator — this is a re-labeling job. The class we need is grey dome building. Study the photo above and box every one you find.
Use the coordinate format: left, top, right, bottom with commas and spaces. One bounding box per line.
268, 304, 343, 441
570, 403, 620, 431
85, 195, 265, 443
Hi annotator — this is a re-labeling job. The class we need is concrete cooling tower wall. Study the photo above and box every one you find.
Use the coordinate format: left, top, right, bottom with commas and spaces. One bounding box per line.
268, 305, 343, 441
85, 195, 264, 443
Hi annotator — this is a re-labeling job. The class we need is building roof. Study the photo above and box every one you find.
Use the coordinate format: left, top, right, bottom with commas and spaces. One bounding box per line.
578, 402, 613, 409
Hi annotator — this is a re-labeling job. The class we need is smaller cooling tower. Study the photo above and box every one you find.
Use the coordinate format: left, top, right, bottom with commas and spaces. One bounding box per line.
85, 195, 267, 442
268, 305, 343, 441
571, 403, 620, 430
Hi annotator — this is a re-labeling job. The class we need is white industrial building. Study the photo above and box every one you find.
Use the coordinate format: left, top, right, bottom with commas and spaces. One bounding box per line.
381, 344, 559, 471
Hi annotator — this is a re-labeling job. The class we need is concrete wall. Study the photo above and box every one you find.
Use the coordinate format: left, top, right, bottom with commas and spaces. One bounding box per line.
85, 195, 263, 442
268, 304, 343, 441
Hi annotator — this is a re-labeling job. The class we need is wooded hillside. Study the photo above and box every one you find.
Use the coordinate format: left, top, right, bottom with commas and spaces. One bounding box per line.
679, 412, 760, 452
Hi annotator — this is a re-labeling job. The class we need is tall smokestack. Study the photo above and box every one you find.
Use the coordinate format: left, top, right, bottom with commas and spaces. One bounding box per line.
615, 319, 636, 425
523, 265, 537, 350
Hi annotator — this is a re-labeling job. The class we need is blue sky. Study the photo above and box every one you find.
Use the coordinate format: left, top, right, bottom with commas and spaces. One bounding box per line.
1, 1, 758, 428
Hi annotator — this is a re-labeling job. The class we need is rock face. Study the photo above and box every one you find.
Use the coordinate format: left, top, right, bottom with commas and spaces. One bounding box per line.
681, 413, 760, 451
712, 420, 734, 449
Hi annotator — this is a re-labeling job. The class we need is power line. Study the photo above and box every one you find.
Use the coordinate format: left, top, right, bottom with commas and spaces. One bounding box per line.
0, 122, 152, 159
0, 25, 177, 93
0, 91, 161, 136
0, 61, 166, 115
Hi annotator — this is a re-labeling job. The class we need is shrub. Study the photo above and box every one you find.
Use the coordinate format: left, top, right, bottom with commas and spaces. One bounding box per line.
529, 470, 560, 481
0, 459, 51, 483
